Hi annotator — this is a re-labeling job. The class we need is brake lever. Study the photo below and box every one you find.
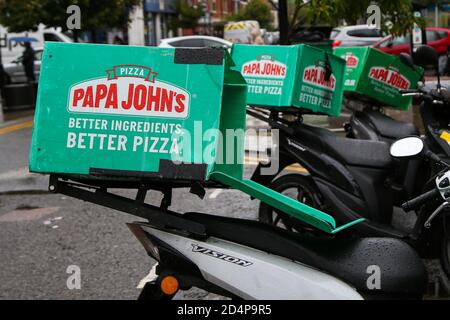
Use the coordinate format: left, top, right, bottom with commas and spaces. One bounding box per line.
424, 201, 449, 228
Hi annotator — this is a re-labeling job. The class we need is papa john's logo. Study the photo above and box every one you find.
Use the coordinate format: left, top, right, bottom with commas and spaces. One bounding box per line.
340, 53, 359, 68
303, 65, 336, 91
368, 66, 410, 90
68, 64, 190, 118
241, 54, 287, 79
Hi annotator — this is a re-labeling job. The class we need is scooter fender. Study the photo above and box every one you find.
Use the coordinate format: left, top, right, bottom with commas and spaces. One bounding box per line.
142, 226, 364, 300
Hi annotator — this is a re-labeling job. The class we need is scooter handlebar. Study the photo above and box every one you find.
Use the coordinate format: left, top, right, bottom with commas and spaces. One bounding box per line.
398, 89, 422, 97
402, 188, 440, 212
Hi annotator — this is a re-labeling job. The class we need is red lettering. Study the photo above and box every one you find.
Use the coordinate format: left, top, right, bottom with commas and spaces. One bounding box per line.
160, 89, 174, 112
147, 86, 161, 111
82, 86, 94, 107
369, 68, 379, 79
121, 84, 134, 109
72, 88, 84, 106
94, 84, 108, 108
175, 94, 185, 113
134, 84, 147, 110
105, 84, 117, 108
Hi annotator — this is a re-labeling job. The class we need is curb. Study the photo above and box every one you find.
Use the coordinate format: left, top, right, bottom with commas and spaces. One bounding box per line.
0, 116, 34, 129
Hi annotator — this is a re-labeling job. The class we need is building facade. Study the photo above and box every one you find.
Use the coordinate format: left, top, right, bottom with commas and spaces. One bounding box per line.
126, 0, 271, 45
143, 0, 177, 45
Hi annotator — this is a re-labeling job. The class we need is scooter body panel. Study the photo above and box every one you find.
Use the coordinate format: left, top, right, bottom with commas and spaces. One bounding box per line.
143, 226, 364, 300
279, 132, 394, 224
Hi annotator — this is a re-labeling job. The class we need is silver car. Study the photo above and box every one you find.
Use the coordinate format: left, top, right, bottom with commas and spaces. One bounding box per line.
331, 25, 383, 48
3, 48, 43, 84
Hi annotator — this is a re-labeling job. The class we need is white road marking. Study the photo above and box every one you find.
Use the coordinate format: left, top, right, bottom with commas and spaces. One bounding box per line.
0, 207, 60, 223
137, 263, 159, 289
209, 188, 222, 199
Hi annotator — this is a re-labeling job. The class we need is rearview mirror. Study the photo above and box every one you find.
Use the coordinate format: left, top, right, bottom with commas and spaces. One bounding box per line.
413, 45, 438, 71
390, 136, 424, 158
399, 53, 415, 70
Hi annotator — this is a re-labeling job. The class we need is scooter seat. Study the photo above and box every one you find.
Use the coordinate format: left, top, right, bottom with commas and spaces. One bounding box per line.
184, 212, 427, 298
357, 110, 418, 140
294, 124, 392, 168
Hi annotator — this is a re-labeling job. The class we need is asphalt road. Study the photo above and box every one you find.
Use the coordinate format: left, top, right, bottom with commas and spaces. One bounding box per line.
1, 115, 449, 299
0, 118, 260, 299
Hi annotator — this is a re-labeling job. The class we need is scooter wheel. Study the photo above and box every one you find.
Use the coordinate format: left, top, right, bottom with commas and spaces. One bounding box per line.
259, 173, 323, 233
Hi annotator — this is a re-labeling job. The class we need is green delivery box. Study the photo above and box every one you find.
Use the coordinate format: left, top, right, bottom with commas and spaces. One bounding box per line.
333, 47, 423, 110
29, 42, 247, 182
231, 44, 346, 116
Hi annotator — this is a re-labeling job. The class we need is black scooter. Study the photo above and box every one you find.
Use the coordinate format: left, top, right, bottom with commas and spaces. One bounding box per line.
345, 52, 449, 144
249, 45, 450, 280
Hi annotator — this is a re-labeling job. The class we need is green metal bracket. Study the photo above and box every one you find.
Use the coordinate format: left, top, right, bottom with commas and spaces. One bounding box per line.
210, 171, 364, 234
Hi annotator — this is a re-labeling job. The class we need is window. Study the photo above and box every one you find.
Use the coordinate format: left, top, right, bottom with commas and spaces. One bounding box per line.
392, 36, 409, 45
204, 39, 228, 48
170, 38, 205, 47
43, 33, 63, 42
438, 31, 449, 39
347, 29, 381, 38
212, 0, 217, 12
426, 30, 440, 42
330, 29, 341, 39
379, 35, 409, 48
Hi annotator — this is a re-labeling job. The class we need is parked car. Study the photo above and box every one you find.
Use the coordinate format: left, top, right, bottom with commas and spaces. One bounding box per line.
2, 47, 43, 84
372, 27, 450, 75
158, 36, 232, 49
1, 24, 72, 64
330, 25, 383, 48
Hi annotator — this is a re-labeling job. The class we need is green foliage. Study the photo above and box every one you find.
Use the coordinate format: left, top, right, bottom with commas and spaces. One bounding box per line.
0, 0, 140, 33
227, 0, 274, 29
307, 0, 425, 36
169, 0, 204, 32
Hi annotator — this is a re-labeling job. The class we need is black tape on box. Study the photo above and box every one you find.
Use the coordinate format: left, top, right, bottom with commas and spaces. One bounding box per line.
174, 48, 224, 65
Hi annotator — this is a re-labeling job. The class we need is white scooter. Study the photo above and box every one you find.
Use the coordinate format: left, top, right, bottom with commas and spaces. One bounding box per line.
127, 137, 436, 301
49, 137, 430, 300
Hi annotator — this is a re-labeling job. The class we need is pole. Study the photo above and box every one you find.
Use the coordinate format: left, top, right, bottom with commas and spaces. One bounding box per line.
278, 0, 289, 45
0, 32, 4, 123
435, 4, 439, 28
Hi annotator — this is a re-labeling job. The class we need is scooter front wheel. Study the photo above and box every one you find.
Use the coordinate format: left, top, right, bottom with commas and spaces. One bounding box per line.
259, 173, 324, 234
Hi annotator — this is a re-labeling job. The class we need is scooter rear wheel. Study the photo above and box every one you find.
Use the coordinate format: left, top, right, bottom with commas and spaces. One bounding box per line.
259, 173, 323, 233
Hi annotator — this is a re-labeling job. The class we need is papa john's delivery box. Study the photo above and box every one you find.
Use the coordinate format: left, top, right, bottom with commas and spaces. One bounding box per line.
230, 44, 346, 117
28, 42, 367, 236
29, 42, 247, 183
333, 46, 423, 110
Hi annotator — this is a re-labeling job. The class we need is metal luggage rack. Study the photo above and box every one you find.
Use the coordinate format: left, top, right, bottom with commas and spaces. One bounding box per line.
246, 105, 312, 136
48, 174, 212, 239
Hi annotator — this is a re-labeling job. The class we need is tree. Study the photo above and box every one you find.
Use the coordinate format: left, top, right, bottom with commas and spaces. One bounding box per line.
0, 0, 140, 41
169, 0, 204, 34
269, 0, 426, 44
228, 0, 274, 29
307, 0, 425, 36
